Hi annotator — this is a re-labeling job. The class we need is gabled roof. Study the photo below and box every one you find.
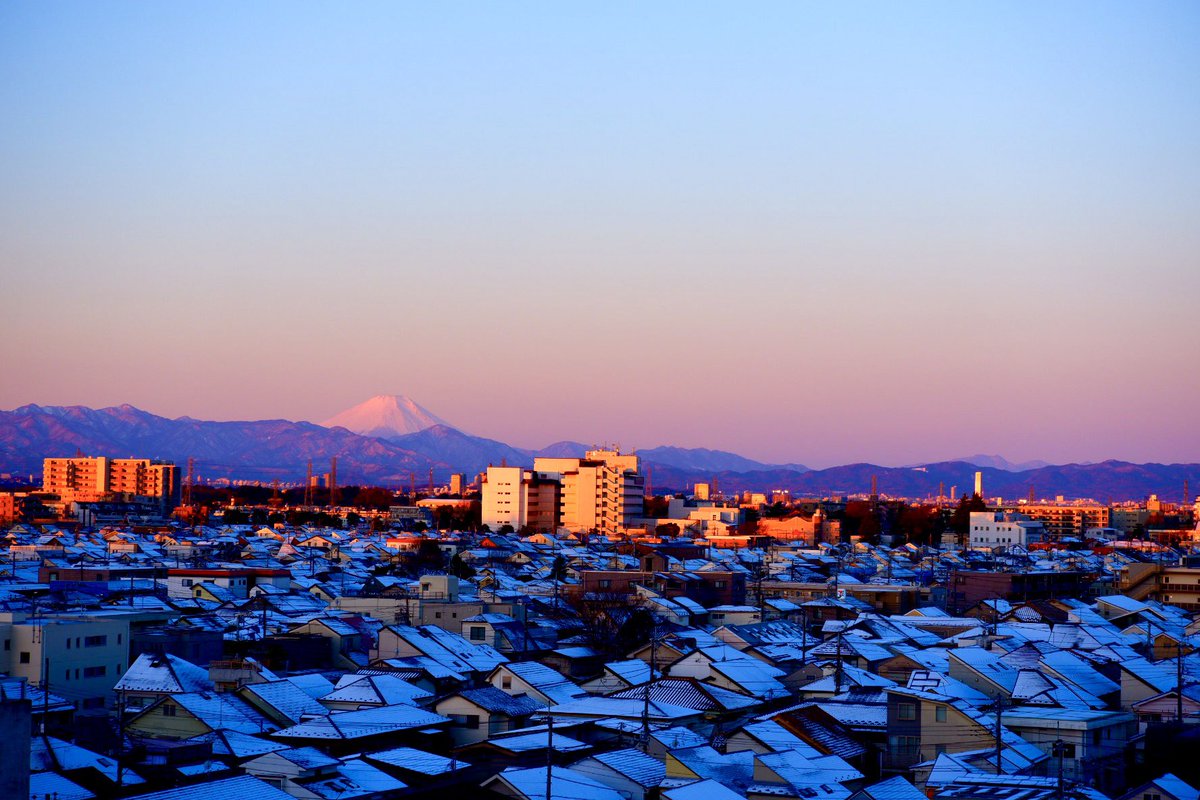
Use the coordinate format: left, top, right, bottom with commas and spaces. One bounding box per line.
241, 680, 329, 724
452, 686, 545, 716
485, 766, 625, 800
608, 677, 759, 712
322, 673, 431, 707
270, 704, 448, 741
115, 653, 214, 695
577, 746, 666, 788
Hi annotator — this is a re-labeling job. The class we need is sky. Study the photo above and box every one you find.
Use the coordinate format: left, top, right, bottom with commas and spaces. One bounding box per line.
1, 2, 1198, 468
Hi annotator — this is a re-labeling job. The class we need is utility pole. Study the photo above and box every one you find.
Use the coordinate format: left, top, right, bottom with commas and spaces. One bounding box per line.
834, 631, 845, 694
991, 696, 1007, 775
1052, 736, 1066, 799
641, 627, 659, 751
545, 713, 554, 800
1177, 639, 1185, 724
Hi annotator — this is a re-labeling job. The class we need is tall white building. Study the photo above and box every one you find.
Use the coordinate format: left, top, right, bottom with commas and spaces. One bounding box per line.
482, 449, 646, 535
480, 466, 560, 533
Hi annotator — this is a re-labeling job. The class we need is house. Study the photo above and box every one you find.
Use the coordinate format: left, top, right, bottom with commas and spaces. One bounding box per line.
434, 686, 545, 746
580, 660, 657, 694
1118, 774, 1200, 800
487, 661, 586, 705
125, 691, 277, 740
569, 747, 666, 800
482, 765, 625, 800
268, 704, 450, 755
241, 747, 406, 800
114, 653, 214, 714
318, 673, 432, 711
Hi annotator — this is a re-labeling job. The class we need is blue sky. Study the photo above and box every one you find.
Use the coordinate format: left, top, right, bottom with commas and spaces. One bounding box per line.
1, 2, 1197, 466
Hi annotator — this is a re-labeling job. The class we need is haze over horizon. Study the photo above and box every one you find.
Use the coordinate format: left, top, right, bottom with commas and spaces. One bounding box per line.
2, 2, 1198, 469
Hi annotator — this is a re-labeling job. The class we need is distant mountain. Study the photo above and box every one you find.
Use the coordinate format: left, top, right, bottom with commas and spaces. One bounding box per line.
390, 425, 531, 478
321, 395, 451, 440
533, 441, 590, 459
950, 454, 1051, 472
648, 459, 1200, 503
0, 403, 438, 484
636, 445, 807, 475
0, 403, 1195, 501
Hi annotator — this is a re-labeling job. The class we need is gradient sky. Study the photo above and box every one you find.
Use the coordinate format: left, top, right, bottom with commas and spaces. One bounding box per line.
2, 2, 1198, 468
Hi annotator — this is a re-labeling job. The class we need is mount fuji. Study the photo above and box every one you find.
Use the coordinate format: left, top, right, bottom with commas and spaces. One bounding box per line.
321, 395, 452, 441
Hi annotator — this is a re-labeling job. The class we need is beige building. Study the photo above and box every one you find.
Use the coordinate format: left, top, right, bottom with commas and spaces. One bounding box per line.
534, 449, 645, 534
480, 466, 561, 533
1008, 502, 1109, 540
483, 449, 645, 534
42, 456, 180, 510
0, 612, 130, 709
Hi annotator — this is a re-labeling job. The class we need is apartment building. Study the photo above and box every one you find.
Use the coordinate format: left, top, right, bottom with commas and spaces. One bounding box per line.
482, 450, 645, 534
967, 511, 1046, 550
0, 612, 130, 709
480, 466, 561, 533
535, 449, 645, 534
42, 456, 180, 511
1007, 503, 1110, 540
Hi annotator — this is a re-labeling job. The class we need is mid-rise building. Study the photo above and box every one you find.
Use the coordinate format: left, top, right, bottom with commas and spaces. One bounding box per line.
480, 467, 560, 533
1008, 503, 1110, 540
0, 612, 130, 709
967, 511, 1046, 550
42, 456, 180, 511
534, 449, 645, 534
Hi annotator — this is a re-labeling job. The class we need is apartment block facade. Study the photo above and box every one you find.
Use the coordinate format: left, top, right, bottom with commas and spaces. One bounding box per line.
42, 456, 180, 510
482, 450, 644, 534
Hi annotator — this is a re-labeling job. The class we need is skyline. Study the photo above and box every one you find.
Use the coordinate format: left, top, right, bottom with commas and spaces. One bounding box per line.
1, 394, 1194, 472
2, 2, 1198, 469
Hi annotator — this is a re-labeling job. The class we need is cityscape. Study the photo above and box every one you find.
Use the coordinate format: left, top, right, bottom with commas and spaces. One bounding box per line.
2, 4, 1199, 800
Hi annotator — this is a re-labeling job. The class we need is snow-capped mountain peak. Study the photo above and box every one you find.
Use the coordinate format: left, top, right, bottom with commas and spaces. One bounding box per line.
320, 395, 453, 440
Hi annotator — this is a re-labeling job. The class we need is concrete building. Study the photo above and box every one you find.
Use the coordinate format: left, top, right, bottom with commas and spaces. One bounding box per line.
42, 456, 180, 511
967, 511, 1046, 550
534, 449, 645, 534
0, 612, 131, 709
481, 466, 561, 533
1009, 503, 1110, 540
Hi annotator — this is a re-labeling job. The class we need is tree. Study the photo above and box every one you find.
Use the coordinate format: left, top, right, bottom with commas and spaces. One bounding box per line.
406, 539, 446, 575
575, 592, 639, 658
949, 494, 989, 534
497, 524, 515, 535
655, 523, 680, 537
549, 555, 568, 582
448, 553, 476, 580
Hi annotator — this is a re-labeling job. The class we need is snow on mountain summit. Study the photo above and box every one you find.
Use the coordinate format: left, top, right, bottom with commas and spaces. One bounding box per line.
320, 395, 454, 439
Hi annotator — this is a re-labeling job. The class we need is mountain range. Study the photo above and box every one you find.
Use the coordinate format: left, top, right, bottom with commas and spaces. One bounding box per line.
0, 398, 1195, 502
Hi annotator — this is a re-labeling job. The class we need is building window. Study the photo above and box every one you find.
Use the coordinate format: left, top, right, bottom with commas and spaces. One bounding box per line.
898, 703, 917, 721
19, 651, 30, 664
84, 635, 107, 648
163, 704, 176, 717
502, 676, 512, 689
935, 706, 947, 722
470, 627, 486, 641
83, 665, 106, 678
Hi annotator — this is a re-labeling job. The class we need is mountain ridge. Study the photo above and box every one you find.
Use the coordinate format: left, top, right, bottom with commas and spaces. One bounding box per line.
0, 403, 1195, 501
